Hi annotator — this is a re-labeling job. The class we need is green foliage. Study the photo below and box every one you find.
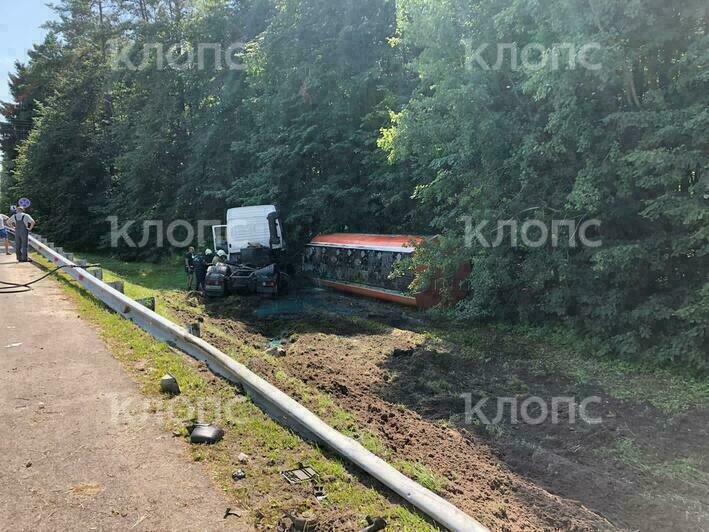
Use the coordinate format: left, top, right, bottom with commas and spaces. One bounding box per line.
228, 0, 421, 253
1, 0, 706, 372
384, 0, 708, 372
0, 35, 65, 209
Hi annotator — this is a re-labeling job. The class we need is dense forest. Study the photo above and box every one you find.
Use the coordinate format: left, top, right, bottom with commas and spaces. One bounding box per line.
0, 0, 707, 372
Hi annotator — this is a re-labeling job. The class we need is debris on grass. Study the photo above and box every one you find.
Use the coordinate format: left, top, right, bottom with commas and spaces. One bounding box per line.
231, 469, 247, 481
186, 322, 202, 338
188, 423, 224, 445
237, 452, 250, 464
267, 338, 287, 357
361, 516, 387, 532
313, 485, 327, 502
277, 513, 317, 532
224, 507, 242, 519
281, 464, 319, 484
160, 373, 181, 395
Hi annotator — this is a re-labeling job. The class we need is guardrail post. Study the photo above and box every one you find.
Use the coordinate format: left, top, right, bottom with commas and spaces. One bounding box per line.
107, 280, 125, 294
136, 297, 156, 311
186, 322, 201, 338
89, 268, 103, 280
76, 259, 87, 267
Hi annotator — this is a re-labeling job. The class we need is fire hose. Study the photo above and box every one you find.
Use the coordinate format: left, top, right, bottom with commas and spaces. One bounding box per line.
0, 263, 101, 294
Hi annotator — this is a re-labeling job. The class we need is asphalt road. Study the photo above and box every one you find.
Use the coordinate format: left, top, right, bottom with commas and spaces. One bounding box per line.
0, 251, 250, 531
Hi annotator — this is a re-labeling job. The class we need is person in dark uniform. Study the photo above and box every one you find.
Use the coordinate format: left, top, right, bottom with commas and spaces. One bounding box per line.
193, 251, 209, 292
184, 246, 195, 290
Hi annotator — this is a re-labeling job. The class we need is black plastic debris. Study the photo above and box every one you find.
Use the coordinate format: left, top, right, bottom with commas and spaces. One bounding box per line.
313, 485, 327, 502
361, 516, 387, 532
277, 513, 317, 532
281, 463, 319, 484
224, 507, 242, 519
160, 373, 181, 395
231, 469, 247, 481
189, 423, 224, 444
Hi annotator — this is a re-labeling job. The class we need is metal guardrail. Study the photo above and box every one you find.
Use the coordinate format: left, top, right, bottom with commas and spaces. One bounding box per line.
25, 232, 488, 532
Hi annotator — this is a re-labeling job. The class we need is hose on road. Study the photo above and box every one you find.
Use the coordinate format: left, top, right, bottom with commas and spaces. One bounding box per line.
0, 263, 101, 294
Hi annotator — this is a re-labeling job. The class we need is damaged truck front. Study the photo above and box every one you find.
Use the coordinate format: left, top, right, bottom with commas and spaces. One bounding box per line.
206, 205, 289, 298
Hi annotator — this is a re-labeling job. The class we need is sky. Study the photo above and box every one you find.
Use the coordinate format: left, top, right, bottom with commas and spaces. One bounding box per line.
0, 0, 56, 104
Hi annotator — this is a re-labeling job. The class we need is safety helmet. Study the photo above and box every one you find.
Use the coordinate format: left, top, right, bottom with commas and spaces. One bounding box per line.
217, 250, 227, 257
205, 249, 213, 255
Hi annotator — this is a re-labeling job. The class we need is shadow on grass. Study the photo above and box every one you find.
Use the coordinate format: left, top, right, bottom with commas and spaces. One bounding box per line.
371, 324, 709, 532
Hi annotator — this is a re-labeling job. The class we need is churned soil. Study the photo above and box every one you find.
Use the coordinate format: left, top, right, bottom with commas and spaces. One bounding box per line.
169, 287, 708, 532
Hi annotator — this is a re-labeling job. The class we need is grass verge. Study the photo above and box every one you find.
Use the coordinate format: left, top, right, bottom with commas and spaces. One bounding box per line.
426, 323, 708, 416
31, 251, 437, 531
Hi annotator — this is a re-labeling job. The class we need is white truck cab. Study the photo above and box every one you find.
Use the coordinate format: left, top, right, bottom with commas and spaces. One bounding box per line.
212, 205, 286, 260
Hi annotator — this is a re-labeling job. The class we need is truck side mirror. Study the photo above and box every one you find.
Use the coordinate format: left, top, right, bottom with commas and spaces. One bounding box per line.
267, 212, 282, 248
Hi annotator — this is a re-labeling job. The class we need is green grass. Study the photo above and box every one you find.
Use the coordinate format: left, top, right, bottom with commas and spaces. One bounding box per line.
528, 326, 709, 413
594, 436, 709, 486
31, 251, 437, 530
393, 460, 448, 494
427, 323, 709, 416
40, 250, 709, 529
80, 252, 185, 294
72, 252, 448, 523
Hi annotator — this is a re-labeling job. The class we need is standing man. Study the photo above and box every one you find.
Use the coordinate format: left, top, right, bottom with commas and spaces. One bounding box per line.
193, 252, 208, 292
6, 207, 35, 262
0, 214, 10, 255
184, 246, 196, 290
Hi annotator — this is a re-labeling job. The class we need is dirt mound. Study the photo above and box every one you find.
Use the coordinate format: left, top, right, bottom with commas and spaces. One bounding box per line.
281, 331, 611, 531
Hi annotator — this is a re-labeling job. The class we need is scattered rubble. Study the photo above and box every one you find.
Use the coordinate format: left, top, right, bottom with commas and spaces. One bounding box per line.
281, 464, 319, 484
160, 373, 181, 395
361, 516, 387, 532
277, 513, 317, 532
237, 452, 250, 464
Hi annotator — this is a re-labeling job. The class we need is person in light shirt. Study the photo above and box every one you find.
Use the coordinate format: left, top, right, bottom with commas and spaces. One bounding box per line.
6, 207, 36, 262
0, 213, 10, 255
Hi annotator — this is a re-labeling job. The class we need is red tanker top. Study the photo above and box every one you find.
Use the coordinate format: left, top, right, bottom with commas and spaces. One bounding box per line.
309, 233, 430, 253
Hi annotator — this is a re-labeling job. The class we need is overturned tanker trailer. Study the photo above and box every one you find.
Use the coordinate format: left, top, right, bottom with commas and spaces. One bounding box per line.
302, 234, 470, 309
